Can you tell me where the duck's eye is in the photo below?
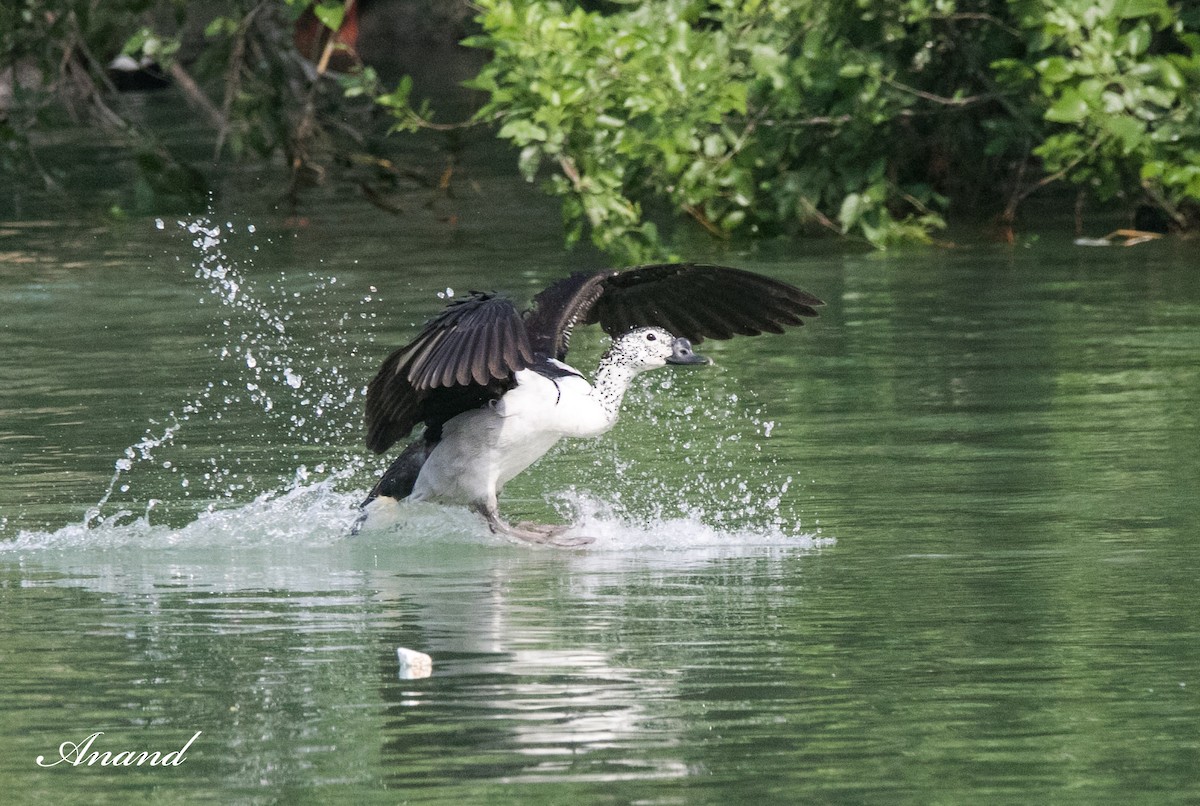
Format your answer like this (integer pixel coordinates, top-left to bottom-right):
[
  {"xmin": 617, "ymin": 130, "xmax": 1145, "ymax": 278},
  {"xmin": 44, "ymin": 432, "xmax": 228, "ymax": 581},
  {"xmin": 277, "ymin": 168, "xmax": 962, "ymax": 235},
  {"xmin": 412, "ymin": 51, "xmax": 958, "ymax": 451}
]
[{"xmin": 646, "ymin": 333, "xmax": 657, "ymax": 341}]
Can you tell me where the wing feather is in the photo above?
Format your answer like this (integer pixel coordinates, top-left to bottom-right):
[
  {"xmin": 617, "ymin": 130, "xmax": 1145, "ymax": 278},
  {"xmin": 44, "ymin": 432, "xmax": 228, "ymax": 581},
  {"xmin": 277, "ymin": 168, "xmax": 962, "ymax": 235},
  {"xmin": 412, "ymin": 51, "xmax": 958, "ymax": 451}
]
[
  {"xmin": 366, "ymin": 265, "xmax": 821, "ymax": 455},
  {"xmin": 522, "ymin": 271, "xmax": 614, "ymax": 361},
  {"xmin": 520, "ymin": 263, "xmax": 821, "ymax": 360},
  {"xmin": 364, "ymin": 293, "xmax": 531, "ymax": 453},
  {"xmin": 591, "ymin": 263, "xmax": 823, "ymax": 343}
]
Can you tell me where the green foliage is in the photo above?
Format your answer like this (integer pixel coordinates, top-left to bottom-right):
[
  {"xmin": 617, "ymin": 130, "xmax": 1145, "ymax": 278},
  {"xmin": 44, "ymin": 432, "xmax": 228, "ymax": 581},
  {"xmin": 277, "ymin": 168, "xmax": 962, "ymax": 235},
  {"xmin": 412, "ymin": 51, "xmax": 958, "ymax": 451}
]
[
  {"xmin": 1, "ymin": 0, "xmax": 192, "ymax": 198},
  {"xmin": 5, "ymin": 1, "xmax": 1199, "ymax": 252},
  {"xmin": 185, "ymin": 0, "xmax": 356, "ymax": 163},
  {"xmin": 1, "ymin": 0, "xmax": 389, "ymax": 209},
  {"xmin": 466, "ymin": 0, "xmax": 747, "ymax": 260},
  {"xmin": 467, "ymin": 0, "xmax": 1200, "ymax": 257},
  {"xmin": 467, "ymin": 0, "xmax": 974, "ymax": 258},
  {"xmin": 1000, "ymin": 0, "xmax": 1200, "ymax": 227}
]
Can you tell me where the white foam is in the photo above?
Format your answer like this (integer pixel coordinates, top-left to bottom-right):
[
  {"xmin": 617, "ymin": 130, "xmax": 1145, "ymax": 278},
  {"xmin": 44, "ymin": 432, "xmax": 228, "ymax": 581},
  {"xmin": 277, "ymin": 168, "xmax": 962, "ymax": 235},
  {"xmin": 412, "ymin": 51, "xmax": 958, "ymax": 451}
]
[
  {"xmin": 4, "ymin": 215, "xmax": 832, "ymax": 568},
  {"xmin": 6, "ymin": 480, "xmax": 830, "ymax": 556}
]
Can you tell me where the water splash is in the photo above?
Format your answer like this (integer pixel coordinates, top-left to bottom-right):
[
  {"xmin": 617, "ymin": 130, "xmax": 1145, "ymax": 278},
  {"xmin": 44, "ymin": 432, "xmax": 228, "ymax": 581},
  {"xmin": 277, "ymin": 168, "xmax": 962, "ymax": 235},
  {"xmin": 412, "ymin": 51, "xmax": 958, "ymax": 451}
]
[
  {"xmin": 546, "ymin": 490, "xmax": 830, "ymax": 552},
  {"xmin": 7, "ymin": 481, "xmax": 830, "ymax": 558},
  {"xmin": 82, "ymin": 216, "xmax": 374, "ymax": 530},
  {"xmin": 9, "ymin": 479, "xmax": 359, "ymax": 553},
  {"xmin": 36, "ymin": 215, "xmax": 826, "ymax": 554},
  {"xmin": 549, "ymin": 373, "xmax": 820, "ymax": 536}
]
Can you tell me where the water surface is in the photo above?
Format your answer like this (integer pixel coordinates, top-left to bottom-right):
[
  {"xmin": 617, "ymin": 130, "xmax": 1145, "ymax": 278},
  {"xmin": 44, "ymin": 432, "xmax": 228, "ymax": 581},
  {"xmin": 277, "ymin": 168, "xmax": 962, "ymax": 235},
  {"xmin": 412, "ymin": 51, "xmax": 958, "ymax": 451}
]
[{"xmin": 2, "ymin": 192, "xmax": 1198, "ymax": 803}]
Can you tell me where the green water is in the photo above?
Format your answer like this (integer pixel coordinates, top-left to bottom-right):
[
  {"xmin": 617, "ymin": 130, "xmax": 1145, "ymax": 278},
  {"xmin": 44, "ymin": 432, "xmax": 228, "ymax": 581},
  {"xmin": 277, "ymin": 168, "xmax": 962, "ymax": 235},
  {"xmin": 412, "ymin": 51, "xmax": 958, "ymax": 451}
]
[{"xmin": 2, "ymin": 185, "xmax": 1199, "ymax": 803}]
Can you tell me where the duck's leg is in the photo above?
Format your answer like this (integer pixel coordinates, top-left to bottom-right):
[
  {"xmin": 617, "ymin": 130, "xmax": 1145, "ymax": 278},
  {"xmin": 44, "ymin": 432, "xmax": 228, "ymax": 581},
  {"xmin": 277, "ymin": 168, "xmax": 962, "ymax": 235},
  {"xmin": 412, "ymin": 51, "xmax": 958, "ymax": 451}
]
[
  {"xmin": 471, "ymin": 502, "xmax": 593, "ymax": 548},
  {"xmin": 514, "ymin": 520, "xmax": 571, "ymax": 536}
]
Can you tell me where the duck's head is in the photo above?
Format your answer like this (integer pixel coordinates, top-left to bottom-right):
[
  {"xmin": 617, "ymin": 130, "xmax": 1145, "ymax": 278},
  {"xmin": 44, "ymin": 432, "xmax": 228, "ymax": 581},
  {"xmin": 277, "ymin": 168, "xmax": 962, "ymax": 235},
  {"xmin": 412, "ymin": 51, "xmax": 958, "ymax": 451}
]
[{"xmin": 608, "ymin": 327, "xmax": 710, "ymax": 372}]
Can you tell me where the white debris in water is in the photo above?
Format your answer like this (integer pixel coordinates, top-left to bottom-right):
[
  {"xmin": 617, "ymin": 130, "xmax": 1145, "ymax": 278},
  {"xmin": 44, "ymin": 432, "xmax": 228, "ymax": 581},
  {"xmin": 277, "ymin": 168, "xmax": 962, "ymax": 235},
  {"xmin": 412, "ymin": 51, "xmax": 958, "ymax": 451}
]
[
  {"xmin": 154, "ymin": 218, "xmax": 165, "ymax": 230},
  {"xmin": 284, "ymin": 369, "xmax": 302, "ymax": 389},
  {"xmin": 397, "ymin": 648, "xmax": 433, "ymax": 680},
  {"xmin": 245, "ymin": 351, "xmax": 257, "ymax": 369},
  {"xmin": 437, "ymin": 287, "xmax": 455, "ymax": 299}
]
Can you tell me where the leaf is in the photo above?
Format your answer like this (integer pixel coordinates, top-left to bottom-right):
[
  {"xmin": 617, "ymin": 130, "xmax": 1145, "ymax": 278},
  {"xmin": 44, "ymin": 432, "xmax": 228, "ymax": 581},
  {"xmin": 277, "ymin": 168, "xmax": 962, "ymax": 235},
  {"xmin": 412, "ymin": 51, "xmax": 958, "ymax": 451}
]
[
  {"xmin": 1140, "ymin": 160, "xmax": 1165, "ymax": 180},
  {"xmin": 1126, "ymin": 21, "xmax": 1152, "ymax": 56},
  {"xmin": 313, "ymin": 2, "xmax": 346, "ymax": 32},
  {"xmin": 203, "ymin": 17, "xmax": 238, "ymax": 39},
  {"xmin": 838, "ymin": 192, "xmax": 864, "ymax": 232},
  {"xmin": 1103, "ymin": 115, "xmax": 1145, "ymax": 154},
  {"xmin": 1045, "ymin": 90, "xmax": 1091, "ymax": 123},
  {"xmin": 497, "ymin": 119, "xmax": 548, "ymax": 144},
  {"xmin": 1157, "ymin": 60, "xmax": 1185, "ymax": 90},
  {"xmin": 1036, "ymin": 56, "xmax": 1074, "ymax": 83},
  {"xmin": 750, "ymin": 43, "xmax": 787, "ymax": 90},
  {"xmin": 517, "ymin": 145, "xmax": 542, "ymax": 181},
  {"xmin": 1114, "ymin": 0, "xmax": 1170, "ymax": 24}
]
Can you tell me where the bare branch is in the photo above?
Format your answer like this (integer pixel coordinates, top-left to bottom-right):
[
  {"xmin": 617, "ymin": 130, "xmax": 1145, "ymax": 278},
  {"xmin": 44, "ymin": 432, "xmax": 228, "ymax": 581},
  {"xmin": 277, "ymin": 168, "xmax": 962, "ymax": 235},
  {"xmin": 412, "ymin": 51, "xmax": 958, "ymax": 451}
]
[
  {"xmin": 167, "ymin": 61, "xmax": 224, "ymax": 131},
  {"xmin": 882, "ymin": 76, "xmax": 1000, "ymax": 108}
]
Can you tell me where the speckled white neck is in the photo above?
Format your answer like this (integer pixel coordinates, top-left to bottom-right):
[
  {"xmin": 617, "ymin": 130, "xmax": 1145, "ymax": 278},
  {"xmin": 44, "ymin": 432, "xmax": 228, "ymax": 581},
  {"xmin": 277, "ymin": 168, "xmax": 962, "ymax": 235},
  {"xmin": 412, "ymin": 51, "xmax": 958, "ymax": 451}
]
[{"xmin": 591, "ymin": 349, "xmax": 641, "ymax": 424}]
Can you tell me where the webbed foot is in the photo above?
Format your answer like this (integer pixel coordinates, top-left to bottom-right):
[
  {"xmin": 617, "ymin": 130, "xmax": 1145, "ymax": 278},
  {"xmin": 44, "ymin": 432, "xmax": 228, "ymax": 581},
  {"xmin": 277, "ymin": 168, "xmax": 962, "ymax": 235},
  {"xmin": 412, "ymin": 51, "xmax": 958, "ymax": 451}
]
[
  {"xmin": 515, "ymin": 520, "xmax": 569, "ymax": 537},
  {"xmin": 473, "ymin": 504, "xmax": 593, "ymax": 548}
]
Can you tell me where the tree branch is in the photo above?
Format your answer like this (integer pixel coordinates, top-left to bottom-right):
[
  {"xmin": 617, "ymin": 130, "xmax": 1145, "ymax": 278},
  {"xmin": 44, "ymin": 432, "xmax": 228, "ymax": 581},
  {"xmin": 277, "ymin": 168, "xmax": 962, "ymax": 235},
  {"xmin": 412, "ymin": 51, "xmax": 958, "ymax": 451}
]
[{"xmin": 167, "ymin": 61, "xmax": 224, "ymax": 131}]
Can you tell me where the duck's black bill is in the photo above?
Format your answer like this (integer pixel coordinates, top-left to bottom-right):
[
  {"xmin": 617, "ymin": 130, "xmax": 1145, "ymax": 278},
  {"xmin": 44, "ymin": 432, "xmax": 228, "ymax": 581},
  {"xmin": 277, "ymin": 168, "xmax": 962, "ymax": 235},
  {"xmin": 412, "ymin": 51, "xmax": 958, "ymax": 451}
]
[{"xmin": 666, "ymin": 337, "xmax": 710, "ymax": 365}]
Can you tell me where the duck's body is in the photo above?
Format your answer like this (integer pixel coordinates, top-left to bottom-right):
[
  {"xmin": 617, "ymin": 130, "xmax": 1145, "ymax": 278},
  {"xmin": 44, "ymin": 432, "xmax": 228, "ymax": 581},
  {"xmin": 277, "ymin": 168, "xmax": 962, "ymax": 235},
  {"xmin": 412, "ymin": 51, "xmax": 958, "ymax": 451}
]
[
  {"xmin": 411, "ymin": 362, "xmax": 607, "ymax": 506},
  {"xmin": 356, "ymin": 263, "xmax": 822, "ymax": 545}
]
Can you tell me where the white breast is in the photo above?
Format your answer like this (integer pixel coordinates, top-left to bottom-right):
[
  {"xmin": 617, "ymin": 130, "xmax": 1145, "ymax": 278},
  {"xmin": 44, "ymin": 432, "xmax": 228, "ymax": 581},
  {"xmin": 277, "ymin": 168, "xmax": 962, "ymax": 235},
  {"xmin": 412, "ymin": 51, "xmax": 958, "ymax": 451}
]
[
  {"xmin": 495, "ymin": 368, "xmax": 614, "ymax": 437},
  {"xmin": 410, "ymin": 367, "xmax": 616, "ymax": 506}
]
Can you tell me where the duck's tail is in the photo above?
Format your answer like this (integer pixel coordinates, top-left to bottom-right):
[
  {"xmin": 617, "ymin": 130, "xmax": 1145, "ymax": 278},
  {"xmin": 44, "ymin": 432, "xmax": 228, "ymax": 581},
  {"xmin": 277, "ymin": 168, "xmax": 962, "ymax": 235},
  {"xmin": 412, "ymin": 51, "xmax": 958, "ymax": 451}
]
[{"xmin": 351, "ymin": 435, "xmax": 436, "ymax": 534}]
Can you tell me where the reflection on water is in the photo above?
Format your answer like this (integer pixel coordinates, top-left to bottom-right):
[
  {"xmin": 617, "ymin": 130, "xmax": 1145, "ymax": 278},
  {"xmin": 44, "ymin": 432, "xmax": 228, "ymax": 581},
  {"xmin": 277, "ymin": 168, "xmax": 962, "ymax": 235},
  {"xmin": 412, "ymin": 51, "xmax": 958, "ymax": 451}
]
[
  {"xmin": 2, "ymin": 488, "xmax": 831, "ymax": 799},
  {"xmin": 2, "ymin": 204, "xmax": 1199, "ymax": 802}
]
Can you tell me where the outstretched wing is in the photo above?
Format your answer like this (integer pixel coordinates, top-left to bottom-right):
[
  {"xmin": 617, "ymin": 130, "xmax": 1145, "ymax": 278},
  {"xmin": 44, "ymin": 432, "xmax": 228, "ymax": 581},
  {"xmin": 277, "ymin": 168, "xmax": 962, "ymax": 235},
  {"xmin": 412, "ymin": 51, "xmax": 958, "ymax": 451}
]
[
  {"xmin": 364, "ymin": 293, "xmax": 533, "ymax": 453},
  {"xmin": 523, "ymin": 271, "xmax": 610, "ymax": 360},
  {"xmin": 523, "ymin": 263, "xmax": 823, "ymax": 360}
]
